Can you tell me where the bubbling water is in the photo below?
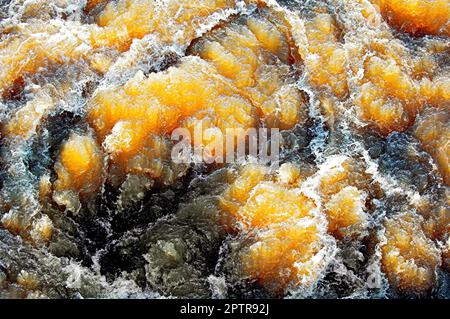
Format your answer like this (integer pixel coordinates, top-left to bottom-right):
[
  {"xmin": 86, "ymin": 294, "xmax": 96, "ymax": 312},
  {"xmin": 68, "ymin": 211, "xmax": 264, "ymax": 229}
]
[{"xmin": 0, "ymin": 0, "xmax": 448, "ymax": 299}]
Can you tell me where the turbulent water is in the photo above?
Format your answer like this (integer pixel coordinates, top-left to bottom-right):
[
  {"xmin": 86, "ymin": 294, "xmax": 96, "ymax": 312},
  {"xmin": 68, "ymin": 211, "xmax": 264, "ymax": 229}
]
[{"xmin": 0, "ymin": 0, "xmax": 449, "ymax": 299}]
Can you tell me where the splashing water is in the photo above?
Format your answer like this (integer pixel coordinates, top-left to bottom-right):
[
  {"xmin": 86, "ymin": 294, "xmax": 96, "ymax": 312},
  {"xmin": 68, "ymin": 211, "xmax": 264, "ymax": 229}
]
[{"xmin": 0, "ymin": 0, "xmax": 449, "ymax": 299}]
